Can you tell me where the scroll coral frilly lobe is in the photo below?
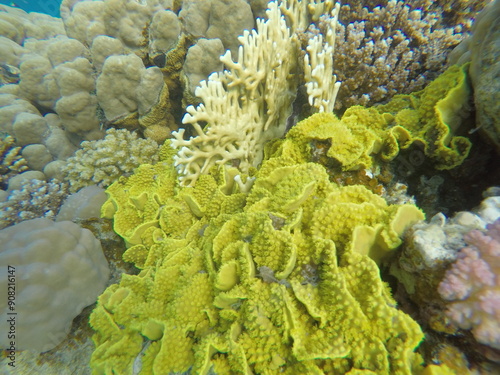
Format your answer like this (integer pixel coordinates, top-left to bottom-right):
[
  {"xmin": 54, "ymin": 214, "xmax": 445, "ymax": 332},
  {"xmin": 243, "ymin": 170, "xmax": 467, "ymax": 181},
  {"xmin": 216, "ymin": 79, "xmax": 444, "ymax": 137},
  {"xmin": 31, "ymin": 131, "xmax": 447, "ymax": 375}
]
[
  {"xmin": 272, "ymin": 62, "xmax": 473, "ymax": 175},
  {"xmin": 375, "ymin": 64, "xmax": 472, "ymax": 170},
  {"xmin": 92, "ymin": 122, "xmax": 429, "ymax": 375}
]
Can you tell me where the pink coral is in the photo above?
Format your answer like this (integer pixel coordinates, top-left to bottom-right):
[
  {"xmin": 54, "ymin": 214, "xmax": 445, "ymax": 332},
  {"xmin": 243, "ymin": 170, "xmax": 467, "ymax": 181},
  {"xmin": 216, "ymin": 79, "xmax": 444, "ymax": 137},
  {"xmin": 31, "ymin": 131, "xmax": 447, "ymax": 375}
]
[{"xmin": 438, "ymin": 218, "xmax": 500, "ymax": 349}]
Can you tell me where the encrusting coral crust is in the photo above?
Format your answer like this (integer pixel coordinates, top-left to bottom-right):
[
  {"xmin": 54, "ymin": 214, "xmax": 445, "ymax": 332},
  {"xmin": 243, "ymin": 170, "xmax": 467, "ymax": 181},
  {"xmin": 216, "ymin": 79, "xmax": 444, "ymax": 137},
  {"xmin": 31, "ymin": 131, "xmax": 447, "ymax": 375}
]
[{"xmin": 90, "ymin": 112, "xmax": 426, "ymax": 374}]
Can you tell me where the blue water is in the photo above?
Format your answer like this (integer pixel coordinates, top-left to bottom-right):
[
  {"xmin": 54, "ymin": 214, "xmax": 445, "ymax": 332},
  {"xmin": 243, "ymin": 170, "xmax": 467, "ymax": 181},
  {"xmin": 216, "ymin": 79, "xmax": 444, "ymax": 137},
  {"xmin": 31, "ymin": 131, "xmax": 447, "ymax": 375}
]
[{"xmin": 0, "ymin": 0, "xmax": 61, "ymax": 17}]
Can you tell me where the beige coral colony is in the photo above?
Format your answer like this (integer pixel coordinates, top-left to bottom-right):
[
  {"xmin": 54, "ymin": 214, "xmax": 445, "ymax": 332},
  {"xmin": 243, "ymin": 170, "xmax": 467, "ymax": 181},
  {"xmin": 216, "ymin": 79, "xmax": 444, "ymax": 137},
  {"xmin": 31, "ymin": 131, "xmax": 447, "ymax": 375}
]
[{"xmin": 0, "ymin": 0, "xmax": 500, "ymax": 374}]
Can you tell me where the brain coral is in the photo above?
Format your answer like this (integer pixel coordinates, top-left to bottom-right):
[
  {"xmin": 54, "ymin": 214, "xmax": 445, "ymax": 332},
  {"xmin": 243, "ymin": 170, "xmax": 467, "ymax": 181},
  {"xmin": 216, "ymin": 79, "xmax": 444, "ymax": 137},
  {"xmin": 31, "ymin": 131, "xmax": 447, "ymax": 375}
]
[{"xmin": 90, "ymin": 115, "xmax": 425, "ymax": 374}]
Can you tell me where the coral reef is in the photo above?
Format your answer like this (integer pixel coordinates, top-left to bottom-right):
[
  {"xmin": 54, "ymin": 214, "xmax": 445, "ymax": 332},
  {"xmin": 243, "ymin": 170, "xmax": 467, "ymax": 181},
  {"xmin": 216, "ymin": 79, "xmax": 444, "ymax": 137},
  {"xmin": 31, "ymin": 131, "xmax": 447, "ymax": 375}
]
[
  {"xmin": 174, "ymin": 0, "xmax": 475, "ymax": 188},
  {"xmin": 90, "ymin": 112, "xmax": 425, "ymax": 373},
  {"xmin": 0, "ymin": 1, "xmax": 497, "ymax": 373},
  {"xmin": 174, "ymin": 62, "xmax": 474, "ymax": 194},
  {"xmin": 438, "ymin": 218, "xmax": 500, "ymax": 350},
  {"xmin": 0, "ymin": 178, "xmax": 69, "ymax": 229},
  {"xmin": 62, "ymin": 128, "xmax": 160, "ymax": 193},
  {"xmin": 0, "ymin": 218, "xmax": 109, "ymax": 352}
]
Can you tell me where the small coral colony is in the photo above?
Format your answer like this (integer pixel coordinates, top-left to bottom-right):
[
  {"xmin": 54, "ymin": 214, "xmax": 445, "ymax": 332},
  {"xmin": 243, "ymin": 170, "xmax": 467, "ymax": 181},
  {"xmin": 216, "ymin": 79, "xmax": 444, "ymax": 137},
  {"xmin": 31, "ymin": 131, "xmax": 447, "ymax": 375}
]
[{"xmin": 0, "ymin": 0, "xmax": 500, "ymax": 374}]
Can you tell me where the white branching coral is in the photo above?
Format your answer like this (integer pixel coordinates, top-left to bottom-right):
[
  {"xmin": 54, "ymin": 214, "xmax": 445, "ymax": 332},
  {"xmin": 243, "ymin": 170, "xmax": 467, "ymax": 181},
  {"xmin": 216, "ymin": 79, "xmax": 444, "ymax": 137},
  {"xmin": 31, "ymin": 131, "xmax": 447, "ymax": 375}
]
[
  {"xmin": 304, "ymin": 2, "xmax": 341, "ymax": 113},
  {"xmin": 172, "ymin": 1, "xmax": 300, "ymax": 187},
  {"xmin": 279, "ymin": 0, "xmax": 334, "ymax": 31},
  {"xmin": 172, "ymin": 0, "xmax": 341, "ymax": 186}
]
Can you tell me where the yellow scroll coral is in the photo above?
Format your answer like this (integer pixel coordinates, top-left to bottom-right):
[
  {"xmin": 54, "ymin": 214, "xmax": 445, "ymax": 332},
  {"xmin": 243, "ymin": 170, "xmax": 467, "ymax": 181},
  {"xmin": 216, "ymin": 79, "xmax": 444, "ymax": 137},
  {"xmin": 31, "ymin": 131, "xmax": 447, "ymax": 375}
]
[
  {"xmin": 99, "ymin": 144, "xmax": 175, "ymax": 242},
  {"xmin": 91, "ymin": 115, "xmax": 425, "ymax": 374},
  {"xmin": 275, "ymin": 64, "xmax": 473, "ymax": 175},
  {"xmin": 282, "ymin": 107, "xmax": 389, "ymax": 171},
  {"xmin": 377, "ymin": 64, "xmax": 473, "ymax": 169}
]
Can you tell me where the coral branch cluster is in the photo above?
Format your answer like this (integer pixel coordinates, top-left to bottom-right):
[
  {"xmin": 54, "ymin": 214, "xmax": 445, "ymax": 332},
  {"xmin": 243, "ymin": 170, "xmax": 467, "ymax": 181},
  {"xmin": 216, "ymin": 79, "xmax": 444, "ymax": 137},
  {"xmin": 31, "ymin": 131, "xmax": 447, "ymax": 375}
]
[
  {"xmin": 304, "ymin": 2, "xmax": 341, "ymax": 113},
  {"xmin": 332, "ymin": 0, "xmax": 481, "ymax": 109},
  {"xmin": 438, "ymin": 218, "xmax": 500, "ymax": 349},
  {"xmin": 172, "ymin": 2, "xmax": 299, "ymax": 186}
]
